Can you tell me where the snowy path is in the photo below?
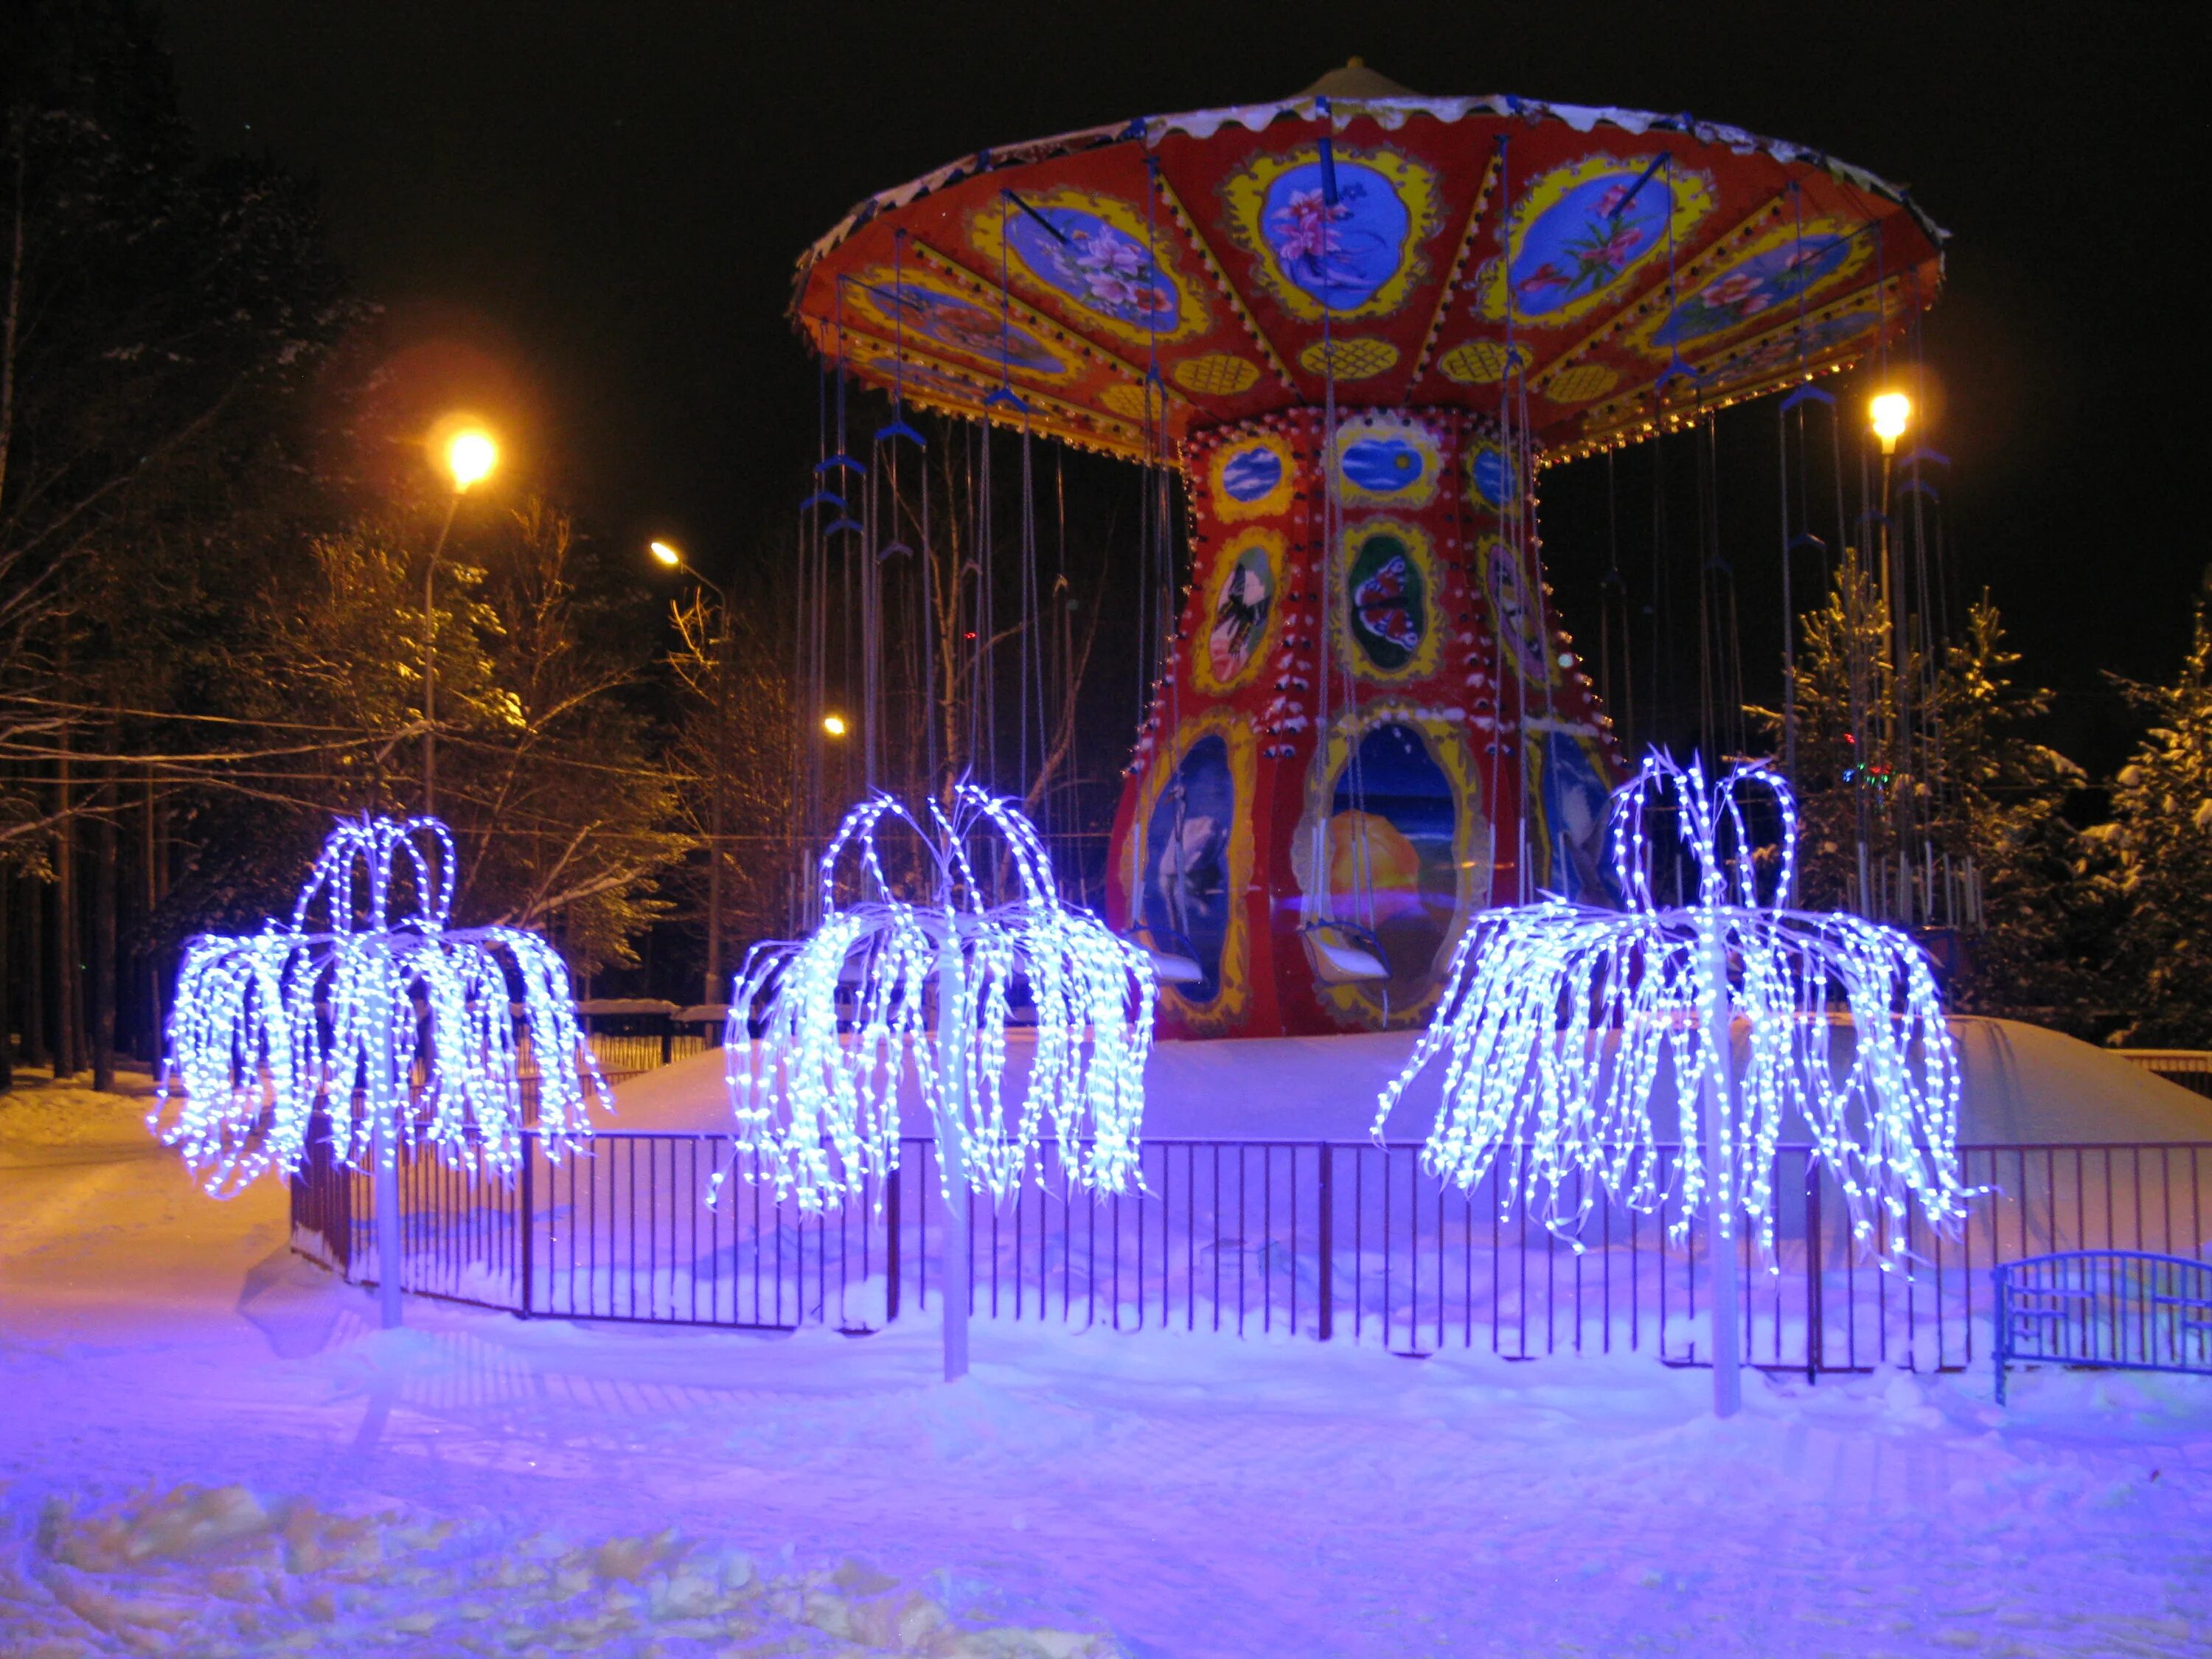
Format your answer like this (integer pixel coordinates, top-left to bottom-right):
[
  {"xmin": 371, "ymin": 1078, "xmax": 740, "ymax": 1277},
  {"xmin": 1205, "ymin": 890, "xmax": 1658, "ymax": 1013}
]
[{"xmin": 4, "ymin": 1077, "xmax": 2211, "ymax": 1656}]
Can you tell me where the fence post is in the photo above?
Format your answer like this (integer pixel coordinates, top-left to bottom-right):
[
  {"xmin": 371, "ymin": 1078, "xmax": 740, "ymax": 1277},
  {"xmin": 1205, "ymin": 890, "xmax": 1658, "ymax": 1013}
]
[
  {"xmin": 659, "ymin": 1016, "xmax": 674, "ymax": 1068},
  {"xmin": 885, "ymin": 1157, "xmax": 902, "ymax": 1322},
  {"xmin": 518, "ymin": 1130, "xmax": 535, "ymax": 1318},
  {"xmin": 935, "ymin": 935, "xmax": 971, "ymax": 1382},
  {"xmin": 1804, "ymin": 1154, "xmax": 1822, "ymax": 1381},
  {"xmin": 373, "ymin": 1118, "xmax": 403, "ymax": 1329},
  {"xmin": 1318, "ymin": 1142, "xmax": 1335, "ymax": 1341},
  {"xmin": 1700, "ymin": 927, "xmax": 1742, "ymax": 1417}
]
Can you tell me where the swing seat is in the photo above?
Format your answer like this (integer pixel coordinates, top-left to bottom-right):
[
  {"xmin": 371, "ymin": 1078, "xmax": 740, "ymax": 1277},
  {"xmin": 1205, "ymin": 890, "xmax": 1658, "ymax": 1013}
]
[
  {"xmin": 1147, "ymin": 950, "xmax": 1206, "ymax": 986},
  {"xmin": 1123, "ymin": 923, "xmax": 1206, "ymax": 987},
  {"xmin": 1301, "ymin": 921, "xmax": 1390, "ymax": 985}
]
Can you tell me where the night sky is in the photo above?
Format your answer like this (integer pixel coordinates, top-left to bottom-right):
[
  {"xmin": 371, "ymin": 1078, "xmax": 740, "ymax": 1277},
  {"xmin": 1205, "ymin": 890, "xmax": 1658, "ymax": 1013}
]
[{"xmin": 161, "ymin": 1, "xmax": 2200, "ymax": 769}]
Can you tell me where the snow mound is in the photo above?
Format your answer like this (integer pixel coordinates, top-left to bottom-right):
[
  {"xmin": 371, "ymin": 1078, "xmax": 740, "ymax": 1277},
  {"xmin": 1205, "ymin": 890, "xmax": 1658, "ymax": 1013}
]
[
  {"xmin": 7, "ymin": 1482, "xmax": 1123, "ymax": 1657},
  {"xmin": 0, "ymin": 1068, "xmax": 159, "ymax": 1152},
  {"xmin": 600, "ymin": 1018, "xmax": 2212, "ymax": 1143}
]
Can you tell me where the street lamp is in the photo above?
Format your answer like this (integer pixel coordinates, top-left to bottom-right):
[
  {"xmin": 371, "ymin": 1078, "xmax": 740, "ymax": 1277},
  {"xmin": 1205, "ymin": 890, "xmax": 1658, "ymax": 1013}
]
[
  {"xmin": 422, "ymin": 423, "xmax": 498, "ymax": 813},
  {"xmin": 1869, "ymin": 391, "xmax": 1911, "ymax": 455},
  {"xmin": 822, "ymin": 714, "xmax": 848, "ymax": 738},
  {"xmin": 1868, "ymin": 390, "xmax": 1913, "ymax": 922},
  {"xmin": 650, "ymin": 539, "xmax": 734, "ymax": 1006}
]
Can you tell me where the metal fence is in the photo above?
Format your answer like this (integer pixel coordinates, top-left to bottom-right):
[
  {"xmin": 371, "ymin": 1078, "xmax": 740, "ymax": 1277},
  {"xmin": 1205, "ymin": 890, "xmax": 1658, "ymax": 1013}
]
[
  {"xmin": 515, "ymin": 1032, "xmax": 712, "ymax": 1086},
  {"xmin": 291, "ymin": 1132, "xmax": 2212, "ymax": 1377},
  {"xmin": 1994, "ymin": 1250, "xmax": 2212, "ymax": 1402},
  {"xmin": 2115, "ymin": 1049, "xmax": 2212, "ymax": 1099}
]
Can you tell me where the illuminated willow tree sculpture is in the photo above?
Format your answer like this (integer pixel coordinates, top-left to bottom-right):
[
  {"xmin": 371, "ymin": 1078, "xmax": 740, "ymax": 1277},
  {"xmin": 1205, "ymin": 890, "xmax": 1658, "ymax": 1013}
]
[
  {"xmin": 720, "ymin": 784, "xmax": 1155, "ymax": 1379},
  {"xmin": 1376, "ymin": 754, "xmax": 1969, "ymax": 1414},
  {"xmin": 153, "ymin": 815, "xmax": 602, "ymax": 1328}
]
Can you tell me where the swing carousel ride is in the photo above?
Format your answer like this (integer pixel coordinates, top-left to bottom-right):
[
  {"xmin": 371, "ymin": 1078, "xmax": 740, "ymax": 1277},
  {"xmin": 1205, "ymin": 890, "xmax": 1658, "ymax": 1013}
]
[{"xmin": 787, "ymin": 61, "xmax": 1947, "ymax": 1041}]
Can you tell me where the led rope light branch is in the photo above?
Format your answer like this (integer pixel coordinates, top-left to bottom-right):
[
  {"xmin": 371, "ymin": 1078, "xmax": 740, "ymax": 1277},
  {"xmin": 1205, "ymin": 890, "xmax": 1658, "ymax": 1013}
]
[
  {"xmin": 1377, "ymin": 753, "xmax": 1968, "ymax": 1413},
  {"xmin": 152, "ymin": 815, "xmax": 602, "ymax": 1323},
  {"xmin": 720, "ymin": 784, "xmax": 1155, "ymax": 1214},
  {"xmin": 720, "ymin": 785, "xmax": 1155, "ymax": 1380}
]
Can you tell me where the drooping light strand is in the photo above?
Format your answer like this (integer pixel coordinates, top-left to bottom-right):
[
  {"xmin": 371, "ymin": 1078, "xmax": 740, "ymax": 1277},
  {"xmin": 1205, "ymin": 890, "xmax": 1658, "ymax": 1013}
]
[
  {"xmin": 718, "ymin": 784, "xmax": 1155, "ymax": 1214},
  {"xmin": 1377, "ymin": 752, "xmax": 1968, "ymax": 1265},
  {"xmin": 152, "ymin": 815, "xmax": 602, "ymax": 1196}
]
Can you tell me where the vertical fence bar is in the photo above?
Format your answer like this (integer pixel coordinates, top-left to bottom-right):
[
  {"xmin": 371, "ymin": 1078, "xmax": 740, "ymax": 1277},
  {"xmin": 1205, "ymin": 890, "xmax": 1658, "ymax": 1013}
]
[
  {"xmin": 886, "ymin": 1157, "xmax": 902, "ymax": 1321},
  {"xmin": 1804, "ymin": 1154, "xmax": 1820, "ymax": 1380},
  {"xmin": 519, "ymin": 1132, "xmax": 535, "ymax": 1318},
  {"xmin": 1318, "ymin": 1143, "xmax": 1335, "ymax": 1342}
]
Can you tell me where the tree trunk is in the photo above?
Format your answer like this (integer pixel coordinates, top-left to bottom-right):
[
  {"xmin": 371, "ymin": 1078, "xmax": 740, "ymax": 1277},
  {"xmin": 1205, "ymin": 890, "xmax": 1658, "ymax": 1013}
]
[
  {"xmin": 91, "ymin": 766, "xmax": 117, "ymax": 1093},
  {"xmin": 0, "ymin": 856, "xmax": 13, "ymax": 1093},
  {"xmin": 140, "ymin": 778, "xmax": 161, "ymax": 1062},
  {"xmin": 55, "ymin": 748, "xmax": 82, "ymax": 1078},
  {"xmin": 0, "ymin": 110, "xmax": 27, "ymax": 509},
  {"xmin": 22, "ymin": 862, "xmax": 45, "ymax": 1070}
]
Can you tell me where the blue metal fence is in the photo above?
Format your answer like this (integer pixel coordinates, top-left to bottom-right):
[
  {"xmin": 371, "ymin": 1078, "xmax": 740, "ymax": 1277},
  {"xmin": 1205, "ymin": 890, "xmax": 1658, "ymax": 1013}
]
[
  {"xmin": 1993, "ymin": 1250, "xmax": 2212, "ymax": 1400},
  {"xmin": 291, "ymin": 1132, "xmax": 2212, "ymax": 1378}
]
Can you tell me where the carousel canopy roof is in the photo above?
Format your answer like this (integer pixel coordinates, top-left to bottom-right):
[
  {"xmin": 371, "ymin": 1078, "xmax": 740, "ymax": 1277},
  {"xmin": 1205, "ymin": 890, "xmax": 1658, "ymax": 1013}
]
[{"xmin": 791, "ymin": 66, "xmax": 1946, "ymax": 465}]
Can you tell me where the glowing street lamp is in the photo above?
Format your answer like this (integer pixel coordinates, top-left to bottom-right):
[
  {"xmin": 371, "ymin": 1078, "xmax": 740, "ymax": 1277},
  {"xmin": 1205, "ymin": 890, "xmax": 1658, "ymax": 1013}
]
[
  {"xmin": 650, "ymin": 538, "xmax": 682, "ymax": 569},
  {"xmin": 822, "ymin": 714, "xmax": 849, "ymax": 738},
  {"xmin": 423, "ymin": 420, "xmax": 499, "ymax": 813},
  {"xmin": 447, "ymin": 428, "xmax": 498, "ymax": 492}
]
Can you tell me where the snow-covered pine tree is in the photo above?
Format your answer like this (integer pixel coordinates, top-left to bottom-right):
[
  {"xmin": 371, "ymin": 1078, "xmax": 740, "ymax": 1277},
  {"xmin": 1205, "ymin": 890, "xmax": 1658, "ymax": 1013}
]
[
  {"xmin": 2093, "ymin": 578, "xmax": 2212, "ymax": 1045},
  {"xmin": 1938, "ymin": 600, "xmax": 2098, "ymax": 1024},
  {"xmin": 1759, "ymin": 561, "xmax": 2094, "ymax": 1023},
  {"xmin": 1759, "ymin": 549, "xmax": 1913, "ymax": 913}
]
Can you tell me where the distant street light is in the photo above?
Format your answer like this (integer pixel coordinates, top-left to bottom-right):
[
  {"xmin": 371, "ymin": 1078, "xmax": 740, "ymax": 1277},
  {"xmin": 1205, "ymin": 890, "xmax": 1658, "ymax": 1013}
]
[
  {"xmin": 650, "ymin": 539, "xmax": 734, "ymax": 1006},
  {"xmin": 423, "ymin": 423, "xmax": 499, "ymax": 813},
  {"xmin": 822, "ymin": 714, "xmax": 848, "ymax": 738}
]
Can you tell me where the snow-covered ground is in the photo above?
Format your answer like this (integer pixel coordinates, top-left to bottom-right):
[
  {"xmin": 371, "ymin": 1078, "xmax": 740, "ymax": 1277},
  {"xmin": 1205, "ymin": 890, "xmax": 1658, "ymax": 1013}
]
[{"xmin": 6, "ymin": 1067, "xmax": 2212, "ymax": 1657}]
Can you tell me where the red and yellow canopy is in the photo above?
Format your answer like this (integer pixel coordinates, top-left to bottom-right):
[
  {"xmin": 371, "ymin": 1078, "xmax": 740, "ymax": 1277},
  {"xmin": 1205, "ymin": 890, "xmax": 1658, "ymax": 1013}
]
[{"xmin": 790, "ymin": 63, "xmax": 1945, "ymax": 465}]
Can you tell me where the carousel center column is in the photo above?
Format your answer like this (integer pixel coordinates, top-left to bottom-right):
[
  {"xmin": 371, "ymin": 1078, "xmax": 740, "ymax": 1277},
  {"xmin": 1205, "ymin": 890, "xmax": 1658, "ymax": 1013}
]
[{"xmin": 1109, "ymin": 405, "xmax": 1620, "ymax": 1040}]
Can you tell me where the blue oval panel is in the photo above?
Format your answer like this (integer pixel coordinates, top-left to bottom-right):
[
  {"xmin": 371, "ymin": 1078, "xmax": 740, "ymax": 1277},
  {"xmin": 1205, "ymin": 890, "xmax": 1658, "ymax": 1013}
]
[
  {"xmin": 1260, "ymin": 161, "xmax": 1411, "ymax": 313},
  {"xmin": 1219, "ymin": 445, "xmax": 1284, "ymax": 503},
  {"xmin": 1340, "ymin": 436, "xmax": 1425, "ymax": 495},
  {"xmin": 1470, "ymin": 443, "xmax": 1517, "ymax": 510},
  {"xmin": 1006, "ymin": 206, "xmax": 1183, "ymax": 335},
  {"xmin": 1141, "ymin": 734, "xmax": 1237, "ymax": 1004},
  {"xmin": 1509, "ymin": 171, "xmax": 1669, "ymax": 321},
  {"xmin": 1653, "ymin": 233, "xmax": 1854, "ymax": 349}
]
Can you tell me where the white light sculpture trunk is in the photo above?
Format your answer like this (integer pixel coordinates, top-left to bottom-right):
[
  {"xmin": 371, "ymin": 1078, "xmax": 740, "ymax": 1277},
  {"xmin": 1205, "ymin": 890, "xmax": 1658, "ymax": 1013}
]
[
  {"xmin": 1377, "ymin": 754, "xmax": 1969, "ymax": 1415},
  {"xmin": 720, "ymin": 785, "xmax": 1156, "ymax": 1380},
  {"xmin": 153, "ymin": 816, "xmax": 602, "ymax": 1327}
]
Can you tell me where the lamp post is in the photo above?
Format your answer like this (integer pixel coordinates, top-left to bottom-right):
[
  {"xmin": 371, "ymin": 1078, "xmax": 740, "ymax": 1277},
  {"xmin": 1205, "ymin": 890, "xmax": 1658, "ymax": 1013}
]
[
  {"xmin": 1869, "ymin": 392, "xmax": 1912, "ymax": 919},
  {"xmin": 653, "ymin": 540, "xmax": 734, "ymax": 1007},
  {"xmin": 423, "ymin": 426, "xmax": 498, "ymax": 813}
]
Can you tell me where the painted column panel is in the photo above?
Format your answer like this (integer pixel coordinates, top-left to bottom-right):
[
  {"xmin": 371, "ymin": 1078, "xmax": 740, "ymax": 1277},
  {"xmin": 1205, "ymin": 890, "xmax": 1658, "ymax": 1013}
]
[{"xmin": 1110, "ymin": 406, "xmax": 1625, "ymax": 1040}]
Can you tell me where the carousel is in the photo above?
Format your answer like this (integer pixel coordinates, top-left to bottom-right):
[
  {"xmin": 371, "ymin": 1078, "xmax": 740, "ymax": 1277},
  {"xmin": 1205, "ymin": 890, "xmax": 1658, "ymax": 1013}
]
[{"xmin": 785, "ymin": 60, "xmax": 1947, "ymax": 1040}]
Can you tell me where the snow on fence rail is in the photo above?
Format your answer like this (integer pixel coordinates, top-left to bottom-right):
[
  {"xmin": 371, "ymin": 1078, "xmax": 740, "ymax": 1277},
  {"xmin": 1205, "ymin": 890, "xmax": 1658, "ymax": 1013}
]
[{"xmin": 289, "ymin": 1130, "xmax": 2212, "ymax": 1377}]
